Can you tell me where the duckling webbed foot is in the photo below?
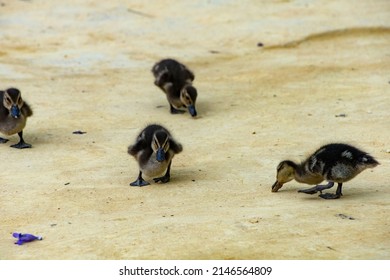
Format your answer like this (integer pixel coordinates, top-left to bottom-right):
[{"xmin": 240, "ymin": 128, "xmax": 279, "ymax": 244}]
[
  {"xmin": 319, "ymin": 183, "xmax": 343, "ymax": 199},
  {"xmin": 0, "ymin": 137, "xmax": 9, "ymax": 144},
  {"xmin": 153, "ymin": 162, "xmax": 171, "ymax": 184},
  {"xmin": 170, "ymin": 105, "xmax": 185, "ymax": 114},
  {"xmin": 10, "ymin": 132, "xmax": 31, "ymax": 149},
  {"xmin": 153, "ymin": 174, "xmax": 170, "ymax": 184},
  {"xmin": 319, "ymin": 193, "xmax": 341, "ymax": 199},
  {"xmin": 298, "ymin": 182, "xmax": 334, "ymax": 195},
  {"xmin": 130, "ymin": 171, "xmax": 150, "ymax": 187},
  {"xmin": 11, "ymin": 141, "xmax": 32, "ymax": 149}
]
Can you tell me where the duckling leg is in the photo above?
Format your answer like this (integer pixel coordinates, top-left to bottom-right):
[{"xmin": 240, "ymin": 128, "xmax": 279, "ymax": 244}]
[
  {"xmin": 10, "ymin": 131, "xmax": 31, "ymax": 149},
  {"xmin": 0, "ymin": 137, "xmax": 9, "ymax": 143},
  {"xmin": 130, "ymin": 171, "xmax": 150, "ymax": 187},
  {"xmin": 153, "ymin": 161, "xmax": 171, "ymax": 184},
  {"xmin": 170, "ymin": 104, "xmax": 185, "ymax": 114},
  {"xmin": 319, "ymin": 183, "xmax": 342, "ymax": 199},
  {"xmin": 298, "ymin": 181, "xmax": 334, "ymax": 195}
]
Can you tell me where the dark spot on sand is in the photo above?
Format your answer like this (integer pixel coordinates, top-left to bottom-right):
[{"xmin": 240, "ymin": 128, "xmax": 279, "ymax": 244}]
[
  {"xmin": 336, "ymin": 213, "xmax": 355, "ymax": 220},
  {"xmin": 73, "ymin": 130, "xmax": 86, "ymax": 134}
]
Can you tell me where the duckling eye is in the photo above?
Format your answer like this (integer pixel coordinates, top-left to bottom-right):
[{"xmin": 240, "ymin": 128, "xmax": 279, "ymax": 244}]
[{"xmin": 163, "ymin": 140, "xmax": 170, "ymax": 151}]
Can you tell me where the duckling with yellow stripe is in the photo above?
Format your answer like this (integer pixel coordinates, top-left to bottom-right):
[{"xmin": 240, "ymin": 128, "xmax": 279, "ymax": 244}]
[
  {"xmin": 0, "ymin": 88, "xmax": 33, "ymax": 149},
  {"xmin": 152, "ymin": 58, "xmax": 198, "ymax": 117},
  {"xmin": 128, "ymin": 124, "xmax": 183, "ymax": 187},
  {"xmin": 272, "ymin": 143, "xmax": 379, "ymax": 199}
]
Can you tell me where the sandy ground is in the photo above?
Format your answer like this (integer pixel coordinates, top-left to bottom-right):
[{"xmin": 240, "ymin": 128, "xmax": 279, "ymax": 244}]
[{"xmin": 1, "ymin": 0, "xmax": 389, "ymax": 260}]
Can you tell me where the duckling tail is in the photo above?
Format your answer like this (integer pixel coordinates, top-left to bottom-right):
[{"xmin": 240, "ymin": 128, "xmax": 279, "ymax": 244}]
[{"xmin": 359, "ymin": 155, "xmax": 379, "ymax": 168}]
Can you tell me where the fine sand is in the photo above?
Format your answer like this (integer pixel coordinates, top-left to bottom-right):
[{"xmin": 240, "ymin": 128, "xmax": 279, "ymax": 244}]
[{"xmin": 1, "ymin": 0, "xmax": 389, "ymax": 259}]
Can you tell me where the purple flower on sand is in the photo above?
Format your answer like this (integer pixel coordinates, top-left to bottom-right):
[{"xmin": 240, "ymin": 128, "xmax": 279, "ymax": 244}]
[{"xmin": 13, "ymin": 232, "xmax": 43, "ymax": 245}]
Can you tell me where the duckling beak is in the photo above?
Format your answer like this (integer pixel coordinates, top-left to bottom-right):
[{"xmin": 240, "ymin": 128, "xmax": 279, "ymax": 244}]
[
  {"xmin": 272, "ymin": 181, "xmax": 283, "ymax": 192},
  {"xmin": 156, "ymin": 148, "xmax": 166, "ymax": 162},
  {"xmin": 11, "ymin": 105, "xmax": 20, "ymax": 118},
  {"xmin": 188, "ymin": 105, "xmax": 197, "ymax": 117}
]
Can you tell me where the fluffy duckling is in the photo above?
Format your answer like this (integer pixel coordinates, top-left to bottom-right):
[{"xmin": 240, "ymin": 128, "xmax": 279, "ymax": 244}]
[
  {"xmin": 272, "ymin": 143, "xmax": 379, "ymax": 199},
  {"xmin": 0, "ymin": 88, "xmax": 33, "ymax": 149},
  {"xmin": 128, "ymin": 124, "xmax": 183, "ymax": 187},
  {"xmin": 152, "ymin": 58, "xmax": 198, "ymax": 117}
]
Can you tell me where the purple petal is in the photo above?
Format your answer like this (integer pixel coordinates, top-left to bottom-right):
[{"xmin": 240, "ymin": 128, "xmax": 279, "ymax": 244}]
[{"xmin": 12, "ymin": 232, "xmax": 42, "ymax": 245}]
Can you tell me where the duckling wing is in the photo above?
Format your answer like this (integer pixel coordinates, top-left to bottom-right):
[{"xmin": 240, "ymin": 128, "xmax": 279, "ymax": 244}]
[
  {"xmin": 0, "ymin": 107, "xmax": 8, "ymax": 122},
  {"xmin": 153, "ymin": 67, "xmax": 172, "ymax": 87},
  {"xmin": 169, "ymin": 139, "xmax": 183, "ymax": 154},
  {"xmin": 128, "ymin": 138, "xmax": 148, "ymax": 156},
  {"xmin": 21, "ymin": 102, "xmax": 33, "ymax": 117},
  {"xmin": 309, "ymin": 143, "xmax": 377, "ymax": 181},
  {"xmin": 0, "ymin": 91, "xmax": 8, "ymax": 120},
  {"xmin": 183, "ymin": 67, "xmax": 195, "ymax": 82}
]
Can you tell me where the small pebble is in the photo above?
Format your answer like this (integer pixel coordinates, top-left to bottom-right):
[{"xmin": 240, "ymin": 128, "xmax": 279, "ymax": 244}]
[
  {"xmin": 248, "ymin": 218, "xmax": 261, "ymax": 224},
  {"xmin": 257, "ymin": 42, "xmax": 264, "ymax": 47}
]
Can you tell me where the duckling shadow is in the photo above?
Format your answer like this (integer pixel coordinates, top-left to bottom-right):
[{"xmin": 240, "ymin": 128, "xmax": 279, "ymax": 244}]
[
  {"xmin": 167, "ymin": 166, "xmax": 210, "ymax": 187},
  {"xmin": 154, "ymin": 102, "xmax": 210, "ymax": 119},
  {"xmin": 295, "ymin": 188, "xmax": 378, "ymax": 200},
  {"xmin": 26, "ymin": 130, "xmax": 69, "ymax": 146},
  {"xmin": 195, "ymin": 100, "xmax": 213, "ymax": 117},
  {"xmin": 170, "ymin": 172, "xmax": 199, "ymax": 186}
]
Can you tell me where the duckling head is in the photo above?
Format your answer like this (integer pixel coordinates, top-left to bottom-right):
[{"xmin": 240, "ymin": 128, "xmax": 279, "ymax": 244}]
[
  {"xmin": 3, "ymin": 88, "xmax": 23, "ymax": 119},
  {"xmin": 272, "ymin": 160, "xmax": 296, "ymax": 192},
  {"xmin": 152, "ymin": 130, "xmax": 170, "ymax": 162},
  {"xmin": 180, "ymin": 85, "xmax": 197, "ymax": 117}
]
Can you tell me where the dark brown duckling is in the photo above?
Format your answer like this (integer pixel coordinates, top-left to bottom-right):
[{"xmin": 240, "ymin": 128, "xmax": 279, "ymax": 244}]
[
  {"xmin": 0, "ymin": 88, "xmax": 33, "ymax": 149},
  {"xmin": 128, "ymin": 124, "xmax": 183, "ymax": 187},
  {"xmin": 272, "ymin": 143, "xmax": 379, "ymax": 199},
  {"xmin": 152, "ymin": 58, "xmax": 198, "ymax": 117}
]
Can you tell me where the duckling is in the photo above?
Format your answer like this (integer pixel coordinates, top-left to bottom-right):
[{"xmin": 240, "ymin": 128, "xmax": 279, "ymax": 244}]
[
  {"xmin": 271, "ymin": 143, "xmax": 379, "ymax": 199},
  {"xmin": 152, "ymin": 58, "xmax": 198, "ymax": 117},
  {"xmin": 128, "ymin": 124, "xmax": 183, "ymax": 187},
  {"xmin": 0, "ymin": 88, "xmax": 33, "ymax": 149}
]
